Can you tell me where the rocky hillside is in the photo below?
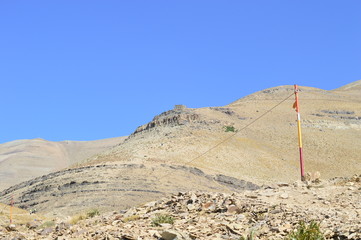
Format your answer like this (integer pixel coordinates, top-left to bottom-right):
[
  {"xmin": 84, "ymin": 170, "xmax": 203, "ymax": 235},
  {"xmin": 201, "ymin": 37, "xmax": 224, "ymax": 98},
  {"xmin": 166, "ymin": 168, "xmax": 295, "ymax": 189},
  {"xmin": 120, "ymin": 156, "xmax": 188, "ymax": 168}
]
[
  {"xmin": 0, "ymin": 81, "xmax": 360, "ymax": 224},
  {"xmin": 1, "ymin": 175, "xmax": 360, "ymax": 239},
  {"xmin": 0, "ymin": 163, "xmax": 258, "ymax": 217},
  {"xmin": 0, "ymin": 137, "xmax": 125, "ymax": 190},
  {"xmin": 89, "ymin": 81, "xmax": 361, "ymax": 185}
]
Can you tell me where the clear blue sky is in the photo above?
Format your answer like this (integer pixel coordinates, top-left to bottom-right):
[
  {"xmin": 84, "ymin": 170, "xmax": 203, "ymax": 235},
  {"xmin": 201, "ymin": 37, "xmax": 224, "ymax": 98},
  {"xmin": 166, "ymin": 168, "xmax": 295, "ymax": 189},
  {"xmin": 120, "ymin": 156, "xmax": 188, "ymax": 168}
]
[{"xmin": 1, "ymin": 1, "xmax": 360, "ymax": 143}]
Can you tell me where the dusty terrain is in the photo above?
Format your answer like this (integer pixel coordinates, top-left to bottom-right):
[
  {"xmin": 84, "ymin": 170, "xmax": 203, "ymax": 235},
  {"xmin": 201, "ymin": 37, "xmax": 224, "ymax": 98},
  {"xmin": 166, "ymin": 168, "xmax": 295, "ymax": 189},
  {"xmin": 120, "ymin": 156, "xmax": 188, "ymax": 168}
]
[
  {"xmin": 1, "ymin": 175, "xmax": 360, "ymax": 239},
  {"xmin": 0, "ymin": 137, "xmax": 125, "ymax": 190}
]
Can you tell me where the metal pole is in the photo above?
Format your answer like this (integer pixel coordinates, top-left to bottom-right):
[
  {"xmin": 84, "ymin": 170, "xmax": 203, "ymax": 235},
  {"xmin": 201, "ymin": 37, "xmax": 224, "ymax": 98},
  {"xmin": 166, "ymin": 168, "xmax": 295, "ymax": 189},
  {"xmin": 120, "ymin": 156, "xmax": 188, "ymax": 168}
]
[
  {"xmin": 294, "ymin": 84, "xmax": 305, "ymax": 181},
  {"xmin": 10, "ymin": 196, "xmax": 13, "ymax": 224}
]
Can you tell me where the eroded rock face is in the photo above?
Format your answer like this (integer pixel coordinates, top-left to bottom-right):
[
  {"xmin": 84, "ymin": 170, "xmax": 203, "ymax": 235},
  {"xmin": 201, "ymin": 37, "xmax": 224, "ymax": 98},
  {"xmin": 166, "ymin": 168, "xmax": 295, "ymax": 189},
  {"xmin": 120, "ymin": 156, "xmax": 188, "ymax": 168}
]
[
  {"xmin": 312, "ymin": 109, "xmax": 361, "ymax": 121},
  {"xmin": 0, "ymin": 163, "xmax": 258, "ymax": 217},
  {"xmin": 131, "ymin": 109, "xmax": 200, "ymax": 136}
]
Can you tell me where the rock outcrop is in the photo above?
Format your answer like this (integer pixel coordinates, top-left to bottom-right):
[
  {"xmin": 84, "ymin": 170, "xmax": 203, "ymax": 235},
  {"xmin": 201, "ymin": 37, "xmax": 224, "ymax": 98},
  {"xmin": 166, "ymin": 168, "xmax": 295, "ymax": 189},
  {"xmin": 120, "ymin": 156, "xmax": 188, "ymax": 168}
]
[
  {"xmin": 0, "ymin": 163, "xmax": 258, "ymax": 217},
  {"xmin": 130, "ymin": 108, "xmax": 201, "ymax": 137}
]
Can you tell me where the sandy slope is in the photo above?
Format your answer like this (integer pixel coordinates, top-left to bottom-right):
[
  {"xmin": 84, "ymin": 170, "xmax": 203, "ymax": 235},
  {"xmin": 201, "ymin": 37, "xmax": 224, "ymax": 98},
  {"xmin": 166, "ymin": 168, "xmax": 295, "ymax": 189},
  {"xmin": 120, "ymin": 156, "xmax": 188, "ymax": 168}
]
[{"xmin": 0, "ymin": 137, "xmax": 125, "ymax": 190}]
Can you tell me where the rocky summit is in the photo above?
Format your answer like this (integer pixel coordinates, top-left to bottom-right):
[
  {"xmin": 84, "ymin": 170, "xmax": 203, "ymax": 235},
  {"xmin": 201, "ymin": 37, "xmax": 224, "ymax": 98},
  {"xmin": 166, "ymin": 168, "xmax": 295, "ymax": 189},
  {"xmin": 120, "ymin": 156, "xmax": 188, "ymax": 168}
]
[{"xmin": 1, "ymin": 175, "xmax": 360, "ymax": 239}]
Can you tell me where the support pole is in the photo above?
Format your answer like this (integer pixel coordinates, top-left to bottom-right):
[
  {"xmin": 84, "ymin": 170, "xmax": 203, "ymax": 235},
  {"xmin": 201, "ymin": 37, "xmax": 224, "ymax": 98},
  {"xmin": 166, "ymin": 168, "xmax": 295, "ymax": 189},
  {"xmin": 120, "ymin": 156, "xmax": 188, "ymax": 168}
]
[
  {"xmin": 294, "ymin": 84, "xmax": 305, "ymax": 181},
  {"xmin": 10, "ymin": 196, "xmax": 13, "ymax": 224}
]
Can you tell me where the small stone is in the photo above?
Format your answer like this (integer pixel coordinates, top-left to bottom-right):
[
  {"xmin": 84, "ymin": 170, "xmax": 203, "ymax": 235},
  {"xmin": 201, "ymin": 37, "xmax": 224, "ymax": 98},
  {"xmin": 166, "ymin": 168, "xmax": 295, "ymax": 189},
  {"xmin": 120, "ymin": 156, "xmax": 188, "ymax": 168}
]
[
  {"xmin": 26, "ymin": 221, "xmax": 40, "ymax": 229},
  {"xmin": 161, "ymin": 230, "xmax": 191, "ymax": 240},
  {"xmin": 190, "ymin": 193, "xmax": 198, "ymax": 202},
  {"xmin": 227, "ymin": 205, "xmax": 241, "ymax": 214},
  {"xmin": 41, "ymin": 227, "xmax": 54, "ymax": 235},
  {"xmin": 112, "ymin": 220, "xmax": 122, "ymax": 226},
  {"xmin": 161, "ymin": 231, "xmax": 177, "ymax": 240},
  {"xmin": 277, "ymin": 182, "xmax": 289, "ymax": 187},
  {"xmin": 305, "ymin": 172, "xmax": 312, "ymax": 181},
  {"xmin": 121, "ymin": 235, "xmax": 136, "ymax": 240},
  {"xmin": 5, "ymin": 224, "xmax": 17, "ymax": 232},
  {"xmin": 159, "ymin": 223, "xmax": 172, "ymax": 229},
  {"xmin": 202, "ymin": 202, "xmax": 216, "ymax": 212},
  {"xmin": 283, "ymin": 223, "xmax": 292, "ymax": 231},
  {"xmin": 280, "ymin": 193, "xmax": 289, "ymax": 199},
  {"xmin": 313, "ymin": 171, "xmax": 321, "ymax": 181},
  {"xmin": 348, "ymin": 233, "xmax": 357, "ymax": 239},
  {"xmin": 259, "ymin": 225, "xmax": 270, "ymax": 234},
  {"xmin": 144, "ymin": 201, "xmax": 157, "ymax": 208},
  {"xmin": 324, "ymin": 229, "xmax": 333, "ymax": 237},
  {"xmin": 236, "ymin": 214, "xmax": 246, "ymax": 220},
  {"xmin": 149, "ymin": 230, "xmax": 161, "ymax": 238},
  {"xmin": 246, "ymin": 194, "xmax": 258, "ymax": 199},
  {"xmin": 187, "ymin": 204, "xmax": 195, "ymax": 211}
]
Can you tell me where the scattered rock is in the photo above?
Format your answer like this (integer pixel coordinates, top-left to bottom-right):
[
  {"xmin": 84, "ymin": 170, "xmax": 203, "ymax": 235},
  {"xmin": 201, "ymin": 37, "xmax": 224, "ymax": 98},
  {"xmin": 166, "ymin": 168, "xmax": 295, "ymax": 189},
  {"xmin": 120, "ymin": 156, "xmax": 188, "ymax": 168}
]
[
  {"xmin": 2, "ymin": 175, "xmax": 361, "ymax": 239},
  {"xmin": 227, "ymin": 205, "xmax": 241, "ymax": 214},
  {"xmin": 279, "ymin": 193, "xmax": 289, "ymax": 199},
  {"xmin": 5, "ymin": 224, "xmax": 17, "ymax": 232},
  {"xmin": 26, "ymin": 221, "xmax": 40, "ymax": 229},
  {"xmin": 40, "ymin": 227, "xmax": 53, "ymax": 235},
  {"xmin": 161, "ymin": 230, "xmax": 192, "ymax": 240}
]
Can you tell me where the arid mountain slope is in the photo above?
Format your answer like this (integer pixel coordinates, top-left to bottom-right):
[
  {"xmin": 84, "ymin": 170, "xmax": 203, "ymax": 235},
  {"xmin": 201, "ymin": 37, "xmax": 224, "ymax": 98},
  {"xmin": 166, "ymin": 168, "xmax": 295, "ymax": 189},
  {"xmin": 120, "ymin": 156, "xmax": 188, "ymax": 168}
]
[
  {"xmin": 0, "ymin": 137, "xmax": 125, "ymax": 190},
  {"xmin": 89, "ymin": 82, "xmax": 361, "ymax": 184},
  {"xmin": 0, "ymin": 163, "xmax": 258, "ymax": 217},
  {"xmin": 0, "ymin": 81, "xmax": 360, "ymax": 218}
]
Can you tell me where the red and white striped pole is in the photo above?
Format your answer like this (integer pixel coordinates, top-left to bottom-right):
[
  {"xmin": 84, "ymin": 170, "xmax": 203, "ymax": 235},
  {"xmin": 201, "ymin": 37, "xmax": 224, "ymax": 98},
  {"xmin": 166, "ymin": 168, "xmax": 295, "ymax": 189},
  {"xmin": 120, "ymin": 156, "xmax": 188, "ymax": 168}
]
[
  {"xmin": 293, "ymin": 84, "xmax": 305, "ymax": 181},
  {"xmin": 10, "ymin": 196, "xmax": 13, "ymax": 224}
]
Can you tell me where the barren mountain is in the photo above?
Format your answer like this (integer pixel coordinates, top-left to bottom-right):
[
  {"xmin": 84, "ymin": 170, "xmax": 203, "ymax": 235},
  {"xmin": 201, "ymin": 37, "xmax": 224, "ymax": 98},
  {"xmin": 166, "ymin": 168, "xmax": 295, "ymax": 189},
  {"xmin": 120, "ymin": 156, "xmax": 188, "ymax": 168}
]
[
  {"xmin": 89, "ymin": 81, "xmax": 361, "ymax": 184},
  {"xmin": 0, "ymin": 81, "xmax": 360, "ymax": 219},
  {"xmin": 0, "ymin": 137, "xmax": 125, "ymax": 190}
]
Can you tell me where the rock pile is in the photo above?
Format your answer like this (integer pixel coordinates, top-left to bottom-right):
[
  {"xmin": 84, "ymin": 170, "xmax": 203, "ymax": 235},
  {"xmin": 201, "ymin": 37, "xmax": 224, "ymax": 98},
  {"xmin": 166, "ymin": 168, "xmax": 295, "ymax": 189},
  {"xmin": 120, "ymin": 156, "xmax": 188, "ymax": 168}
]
[{"xmin": 1, "ymin": 175, "xmax": 360, "ymax": 239}]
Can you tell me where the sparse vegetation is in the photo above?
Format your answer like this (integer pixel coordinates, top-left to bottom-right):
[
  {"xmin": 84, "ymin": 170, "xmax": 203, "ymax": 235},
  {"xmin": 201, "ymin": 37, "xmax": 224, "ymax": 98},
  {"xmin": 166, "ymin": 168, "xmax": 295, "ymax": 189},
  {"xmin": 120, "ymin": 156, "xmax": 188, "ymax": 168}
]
[
  {"xmin": 225, "ymin": 125, "xmax": 236, "ymax": 132},
  {"xmin": 285, "ymin": 221, "xmax": 324, "ymax": 240},
  {"xmin": 123, "ymin": 215, "xmax": 140, "ymax": 223},
  {"xmin": 151, "ymin": 214, "xmax": 174, "ymax": 227},
  {"xmin": 240, "ymin": 230, "xmax": 255, "ymax": 240},
  {"xmin": 86, "ymin": 209, "xmax": 100, "ymax": 218},
  {"xmin": 69, "ymin": 209, "xmax": 100, "ymax": 225},
  {"xmin": 70, "ymin": 214, "xmax": 86, "ymax": 225},
  {"xmin": 39, "ymin": 220, "xmax": 55, "ymax": 228}
]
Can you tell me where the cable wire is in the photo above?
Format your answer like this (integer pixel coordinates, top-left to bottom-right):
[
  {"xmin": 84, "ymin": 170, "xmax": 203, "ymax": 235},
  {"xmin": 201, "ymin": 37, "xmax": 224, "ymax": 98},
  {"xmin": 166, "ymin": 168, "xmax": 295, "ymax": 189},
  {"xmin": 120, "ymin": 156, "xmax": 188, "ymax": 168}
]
[{"xmin": 156, "ymin": 92, "xmax": 295, "ymax": 181}]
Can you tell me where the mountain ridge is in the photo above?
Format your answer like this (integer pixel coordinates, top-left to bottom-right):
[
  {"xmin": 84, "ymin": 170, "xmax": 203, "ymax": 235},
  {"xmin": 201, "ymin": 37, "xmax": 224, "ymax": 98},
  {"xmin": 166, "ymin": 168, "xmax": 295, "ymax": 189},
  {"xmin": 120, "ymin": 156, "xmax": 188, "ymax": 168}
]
[{"xmin": 0, "ymin": 137, "xmax": 125, "ymax": 190}]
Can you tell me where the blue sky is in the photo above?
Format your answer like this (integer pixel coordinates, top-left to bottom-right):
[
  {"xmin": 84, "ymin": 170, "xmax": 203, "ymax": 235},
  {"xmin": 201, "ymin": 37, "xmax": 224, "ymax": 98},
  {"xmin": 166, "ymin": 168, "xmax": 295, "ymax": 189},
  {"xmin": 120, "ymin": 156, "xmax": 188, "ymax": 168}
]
[{"xmin": 0, "ymin": 1, "xmax": 360, "ymax": 143}]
